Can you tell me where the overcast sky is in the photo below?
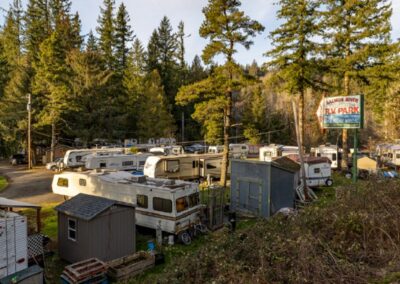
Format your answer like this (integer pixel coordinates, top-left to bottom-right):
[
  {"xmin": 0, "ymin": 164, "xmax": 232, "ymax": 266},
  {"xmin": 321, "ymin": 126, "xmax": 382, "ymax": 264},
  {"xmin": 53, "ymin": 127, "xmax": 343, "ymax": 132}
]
[{"xmin": 1, "ymin": 0, "xmax": 400, "ymax": 65}]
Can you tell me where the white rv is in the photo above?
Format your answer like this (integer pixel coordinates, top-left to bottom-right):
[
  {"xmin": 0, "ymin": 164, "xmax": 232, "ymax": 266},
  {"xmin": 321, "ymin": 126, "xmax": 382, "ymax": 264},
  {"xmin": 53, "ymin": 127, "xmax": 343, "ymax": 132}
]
[
  {"xmin": 208, "ymin": 144, "xmax": 248, "ymax": 158},
  {"xmin": 144, "ymin": 154, "xmax": 224, "ymax": 180},
  {"xmin": 63, "ymin": 148, "xmax": 125, "ymax": 168},
  {"xmin": 52, "ymin": 170, "xmax": 202, "ymax": 235},
  {"xmin": 384, "ymin": 145, "xmax": 400, "ymax": 166},
  {"xmin": 311, "ymin": 144, "xmax": 340, "ymax": 169},
  {"xmin": 259, "ymin": 144, "xmax": 299, "ymax": 162},
  {"xmin": 84, "ymin": 153, "xmax": 153, "ymax": 172},
  {"xmin": 149, "ymin": 145, "xmax": 184, "ymax": 155},
  {"xmin": 292, "ymin": 156, "xmax": 333, "ymax": 187}
]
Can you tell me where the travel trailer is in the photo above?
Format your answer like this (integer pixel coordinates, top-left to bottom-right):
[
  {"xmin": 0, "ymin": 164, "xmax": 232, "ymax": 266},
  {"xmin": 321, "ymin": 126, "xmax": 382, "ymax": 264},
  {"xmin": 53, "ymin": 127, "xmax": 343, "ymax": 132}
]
[
  {"xmin": 63, "ymin": 148, "xmax": 125, "ymax": 168},
  {"xmin": 259, "ymin": 144, "xmax": 299, "ymax": 162},
  {"xmin": 149, "ymin": 145, "xmax": 184, "ymax": 155},
  {"xmin": 84, "ymin": 153, "xmax": 153, "ymax": 172},
  {"xmin": 208, "ymin": 144, "xmax": 249, "ymax": 158},
  {"xmin": 144, "ymin": 154, "xmax": 224, "ymax": 180},
  {"xmin": 381, "ymin": 144, "xmax": 400, "ymax": 167},
  {"xmin": 310, "ymin": 144, "xmax": 340, "ymax": 169},
  {"xmin": 288, "ymin": 155, "xmax": 333, "ymax": 187},
  {"xmin": 52, "ymin": 170, "xmax": 202, "ymax": 235}
]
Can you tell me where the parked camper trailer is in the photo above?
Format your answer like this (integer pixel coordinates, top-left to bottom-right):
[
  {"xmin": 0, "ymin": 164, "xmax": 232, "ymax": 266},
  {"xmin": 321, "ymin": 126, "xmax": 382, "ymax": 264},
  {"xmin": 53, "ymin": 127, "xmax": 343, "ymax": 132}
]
[
  {"xmin": 149, "ymin": 145, "xmax": 184, "ymax": 155},
  {"xmin": 259, "ymin": 144, "xmax": 299, "ymax": 162},
  {"xmin": 52, "ymin": 170, "xmax": 202, "ymax": 235},
  {"xmin": 84, "ymin": 153, "xmax": 153, "ymax": 172},
  {"xmin": 63, "ymin": 148, "xmax": 124, "ymax": 168},
  {"xmin": 208, "ymin": 144, "xmax": 249, "ymax": 158},
  {"xmin": 288, "ymin": 156, "xmax": 333, "ymax": 187},
  {"xmin": 383, "ymin": 145, "xmax": 400, "ymax": 167},
  {"xmin": 311, "ymin": 144, "xmax": 340, "ymax": 169},
  {"xmin": 144, "ymin": 154, "xmax": 224, "ymax": 180}
]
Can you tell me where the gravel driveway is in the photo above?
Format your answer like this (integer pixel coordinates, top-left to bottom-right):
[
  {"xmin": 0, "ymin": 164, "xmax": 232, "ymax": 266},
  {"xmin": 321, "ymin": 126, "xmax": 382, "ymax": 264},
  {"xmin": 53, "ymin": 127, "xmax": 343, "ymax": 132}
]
[{"xmin": 0, "ymin": 160, "xmax": 63, "ymax": 205}]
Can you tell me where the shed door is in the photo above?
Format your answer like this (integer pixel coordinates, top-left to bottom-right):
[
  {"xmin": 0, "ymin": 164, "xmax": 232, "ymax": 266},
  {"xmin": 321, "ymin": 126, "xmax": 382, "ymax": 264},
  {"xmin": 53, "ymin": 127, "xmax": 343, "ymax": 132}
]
[{"xmin": 237, "ymin": 179, "xmax": 262, "ymax": 215}]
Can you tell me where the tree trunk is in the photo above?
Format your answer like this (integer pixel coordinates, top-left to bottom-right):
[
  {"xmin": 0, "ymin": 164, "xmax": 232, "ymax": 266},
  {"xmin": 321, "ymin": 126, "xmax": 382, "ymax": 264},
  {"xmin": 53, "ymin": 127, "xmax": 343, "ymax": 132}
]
[
  {"xmin": 298, "ymin": 90, "xmax": 305, "ymax": 150},
  {"xmin": 220, "ymin": 95, "xmax": 231, "ymax": 188},
  {"xmin": 51, "ymin": 122, "xmax": 56, "ymax": 162},
  {"xmin": 341, "ymin": 70, "xmax": 350, "ymax": 170}
]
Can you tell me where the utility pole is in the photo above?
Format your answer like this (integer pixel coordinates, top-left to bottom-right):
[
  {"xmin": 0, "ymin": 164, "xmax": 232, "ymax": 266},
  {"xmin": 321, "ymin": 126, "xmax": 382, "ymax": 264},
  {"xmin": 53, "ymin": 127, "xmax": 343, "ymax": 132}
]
[{"xmin": 27, "ymin": 93, "xmax": 32, "ymax": 170}]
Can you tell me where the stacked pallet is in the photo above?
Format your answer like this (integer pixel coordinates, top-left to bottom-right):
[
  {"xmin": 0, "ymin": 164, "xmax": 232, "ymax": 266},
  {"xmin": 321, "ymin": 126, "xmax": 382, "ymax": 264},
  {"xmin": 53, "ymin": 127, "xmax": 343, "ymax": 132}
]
[
  {"xmin": 60, "ymin": 258, "xmax": 107, "ymax": 284},
  {"xmin": 107, "ymin": 251, "xmax": 155, "ymax": 282}
]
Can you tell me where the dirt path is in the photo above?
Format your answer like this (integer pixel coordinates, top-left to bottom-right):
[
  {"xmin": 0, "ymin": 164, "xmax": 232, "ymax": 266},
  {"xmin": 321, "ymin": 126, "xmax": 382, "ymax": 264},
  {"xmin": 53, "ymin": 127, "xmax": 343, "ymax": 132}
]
[{"xmin": 0, "ymin": 160, "xmax": 63, "ymax": 205}]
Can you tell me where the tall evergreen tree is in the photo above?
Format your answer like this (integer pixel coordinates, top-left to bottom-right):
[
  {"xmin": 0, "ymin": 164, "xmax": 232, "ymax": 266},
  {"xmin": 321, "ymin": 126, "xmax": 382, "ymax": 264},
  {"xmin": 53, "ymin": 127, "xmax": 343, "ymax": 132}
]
[
  {"xmin": 34, "ymin": 30, "xmax": 73, "ymax": 161},
  {"xmin": 136, "ymin": 70, "xmax": 176, "ymax": 140},
  {"xmin": 188, "ymin": 55, "xmax": 207, "ymax": 83},
  {"xmin": 114, "ymin": 2, "xmax": 134, "ymax": 74},
  {"xmin": 266, "ymin": 0, "xmax": 322, "ymax": 149},
  {"xmin": 146, "ymin": 29, "xmax": 160, "ymax": 72},
  {"xmin": 97, "ymin": 0, "xmax": 115, "ymax": 69},
  {"xmin": 178, "ymin": 0, "xmax": 264, "ymax": 186},
  {"xmin": 67, "ymin": 49, "xmax": 112, "ymax": 143},
  {"xmin": 156, "ymin": 16, "xmax": 179, "ymax": 108},
  {"xmin": 86, "ymin": 30, "xmax": 98, "ymax": 52},
  {"xmin": 322, "ymin": 0, "xmax": 394, "ymax": 169},
  {"xmin": 24, "ymin": 0, "xmax": 51, "ymax": 65},
  {"xmin": 177, "ymin": 21, "xmax": 186, "ymax": 71}
]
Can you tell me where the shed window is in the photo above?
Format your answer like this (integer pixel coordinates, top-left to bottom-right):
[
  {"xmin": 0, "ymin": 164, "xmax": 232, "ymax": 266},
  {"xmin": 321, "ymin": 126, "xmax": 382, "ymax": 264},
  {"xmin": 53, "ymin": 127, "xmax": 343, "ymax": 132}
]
[
  {"xmin": 176, "ymin": 197, "xmax": 188, "ymax": 213},
  {"xmin": 68, "ymin": 218, "xmax": 77, "ymax": 241},
  {"xmin": 165, "ymin": 160, "xmax": 179, "ymax": 173},
  {"xmin": 137, "ymin": 194, "xmax": 148, "ymax": 208},
  {"xmin": 122, "ymin": 161, "xmax": 133, "ymax": 166},
  {"xmin": 79, "ymin": 179, "xmax": 86, "ymax": 186},
  {"xmin": 188, "ymin": 192, "xmax": 200, "ymax": 207},
  {"xmin": 314, "ymin": 168, "xmax": 321, "ymax": 174},
  {"xmin": 57, "ymin": 178, "xmax": 69, "ymax": 187},
  {"xmin": 153, "ymin": 197, "xmax": 172, "ymax": 213}
]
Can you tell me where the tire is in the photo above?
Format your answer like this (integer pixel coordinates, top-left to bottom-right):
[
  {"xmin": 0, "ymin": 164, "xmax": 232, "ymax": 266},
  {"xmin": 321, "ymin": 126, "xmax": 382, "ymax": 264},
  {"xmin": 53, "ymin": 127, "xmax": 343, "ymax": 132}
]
[
  {"xmin": 178, "ymin": 231, "xmax": 192, "ymax": 245},
  {"xmin": 345, "ymin": 172, "xmax": 352, "ymax": 179},
  {"xmin": 50, "ymin": 165, "xmax": 57, "ymax": 171},
  {"xmin": 325, "ymin": 179, "xmax": 333, "ymax": 187}
]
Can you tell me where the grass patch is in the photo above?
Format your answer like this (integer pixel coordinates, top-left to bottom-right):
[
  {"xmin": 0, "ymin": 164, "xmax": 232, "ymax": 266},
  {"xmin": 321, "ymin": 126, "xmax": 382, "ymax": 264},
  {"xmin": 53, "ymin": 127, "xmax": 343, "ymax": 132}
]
[
  {"xmin": 22, "ymin": 203, "xmax": 59, "ymax": 240},
  {"xmin": 0, "ymin": 175, "xmax": 8, "ymax": 192}
]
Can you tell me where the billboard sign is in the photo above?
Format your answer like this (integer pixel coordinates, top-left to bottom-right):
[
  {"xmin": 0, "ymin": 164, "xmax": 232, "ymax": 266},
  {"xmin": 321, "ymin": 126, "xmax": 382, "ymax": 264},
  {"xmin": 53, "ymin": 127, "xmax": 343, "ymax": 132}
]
[{"xmin": 316, "ymin": 95, "xmax": 364, "ymax": 129}]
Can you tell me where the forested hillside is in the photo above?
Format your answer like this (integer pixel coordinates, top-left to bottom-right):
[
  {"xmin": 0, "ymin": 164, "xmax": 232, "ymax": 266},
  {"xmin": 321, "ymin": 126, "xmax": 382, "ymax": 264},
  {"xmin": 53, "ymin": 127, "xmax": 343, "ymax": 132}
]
[{"xmin": 0, "ymin": 0, "xmax": 399, "ymax": 159}]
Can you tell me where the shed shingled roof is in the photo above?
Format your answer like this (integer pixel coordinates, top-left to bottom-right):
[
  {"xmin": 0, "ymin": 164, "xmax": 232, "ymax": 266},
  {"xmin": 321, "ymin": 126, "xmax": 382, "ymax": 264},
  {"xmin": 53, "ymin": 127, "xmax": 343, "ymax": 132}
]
[{"xmin": 55, "ymin": 193, "xmax": 134, "ymax": 221}]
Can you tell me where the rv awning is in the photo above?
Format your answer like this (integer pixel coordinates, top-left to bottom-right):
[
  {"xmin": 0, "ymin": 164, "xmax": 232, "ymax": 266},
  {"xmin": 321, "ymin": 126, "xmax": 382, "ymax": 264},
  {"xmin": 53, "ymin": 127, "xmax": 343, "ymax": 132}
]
[{"xmin": 0, "ymin": 197, "xmax": 41, "ymax": 209}]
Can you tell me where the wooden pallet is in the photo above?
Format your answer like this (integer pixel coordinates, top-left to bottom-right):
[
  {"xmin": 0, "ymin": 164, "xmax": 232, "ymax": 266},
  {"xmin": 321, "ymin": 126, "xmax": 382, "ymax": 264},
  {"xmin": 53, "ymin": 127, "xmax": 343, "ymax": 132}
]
[
  {"xmin": 107, "ymin": 252, "xmax": 155, "ymax": 282},
  {"xmin": 61, "ymin": 258, "xmax": 107, "ymax": 284}
]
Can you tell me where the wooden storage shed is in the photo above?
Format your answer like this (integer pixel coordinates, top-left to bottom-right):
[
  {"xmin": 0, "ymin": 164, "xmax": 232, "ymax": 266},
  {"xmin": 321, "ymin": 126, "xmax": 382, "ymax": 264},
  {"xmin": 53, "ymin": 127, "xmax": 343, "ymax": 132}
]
[
  {"xmin": 55, "ymin": 194, "xmax": 135, "ymax": 263},
  {"xmin": 357, "ymin": 156, "xmax": 378, "ymax": 173},
  {"xmin": 230, "ymin": 157, "xmax": 300, "ymax": 218}
]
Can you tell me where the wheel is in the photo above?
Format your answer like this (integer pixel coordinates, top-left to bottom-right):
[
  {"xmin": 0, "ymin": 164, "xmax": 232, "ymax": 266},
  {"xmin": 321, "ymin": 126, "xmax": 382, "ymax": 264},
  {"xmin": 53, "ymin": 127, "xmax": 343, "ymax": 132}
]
[
  {"xmin": 195, "ymin": 224, "xmax": 208, "ymax": 235},
  {"xmin": 178, "ymin": 231, "xmax": 192, "ymax": 245},
  {"xmin": 345, "ymin": 172, "xmax": 352, "ymax": 179},
  {"xmin": 50, "ymin": 165, "xmax": 57, "ymax": 171},
  {"xmin": 325, "ymin": 179, "xmax": 333, "ymax": 187}
]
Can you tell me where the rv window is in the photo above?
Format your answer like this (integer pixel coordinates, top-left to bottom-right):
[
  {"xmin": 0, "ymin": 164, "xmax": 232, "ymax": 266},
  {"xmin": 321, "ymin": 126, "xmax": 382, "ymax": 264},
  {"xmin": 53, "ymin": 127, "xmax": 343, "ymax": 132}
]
[
  {"xmin": 153, "ymin": 197, "xmax": 172, "ymax": 213},
  {"xmin": 192, "ymin": 161, "xmax": 198, "ymax": 168},
  {"xmin": 188, "ymin": 193, "xmax": 200, "ymax": 207},
  {"xmin": 314, "ymin": 168, "xmax": 321, "ymax": 174},
  {"xmin": 68, "ymin": 218, "xmax": 77, "ymax": 241},
  {"xmin": 165, "ymin": 160, "xmax": 180, "ymax": 173},
  {"xmin": 332, "ymin": 153, "xmax": 337, "ymax": 161},
  {"xmin": 137, "ymin": 195, "xmax": 148, "ymax": 208},
  {"xmin": 122, "ymin": 161, "xmax": 134, "ymax": 166},
  {"xmin": 397, "ymin": 154, "xmax": 400, "ymax": 159},
  {"xmin": 76, "ymin": 155, "xmax": 82, "ymax": 162},
  {"xmin": 79, "ymin": 179, "xmax": 86, "ymax": 186},
  {"xmin": 389, "ymin": 153, "xmax": 393, "ymax": 159},
  {"xmin": 57, "ymin": 178, "xmax": 69, "ymax": 187},
  {"xmin": 241, "ymin": 146, "xmax": 247, "ymax": 150},
  {"xmin": 139, "ymin": 161, "xmax": 145, "ymax": 166},
  {"xmin": 176, "ymin": 197, "xmax": 188, "ymax": 212},
  {"xmin": 317, "ymin": 153, "xmax": 321, "ymax": 157},
  {"xmin": 100, "ymin": 162, "xmax": 106, "ymax": 168},
  {"xmin": 206, "ymin": 163, "xmax": 217, "ymax": 169}
]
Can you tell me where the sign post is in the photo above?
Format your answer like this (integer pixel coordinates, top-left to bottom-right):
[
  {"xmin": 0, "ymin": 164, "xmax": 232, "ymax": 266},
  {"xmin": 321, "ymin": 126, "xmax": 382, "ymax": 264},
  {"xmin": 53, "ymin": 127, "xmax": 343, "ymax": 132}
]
[{"xmin": 316, "ymin": 95, "xmax": 364, "ymax": 182}]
